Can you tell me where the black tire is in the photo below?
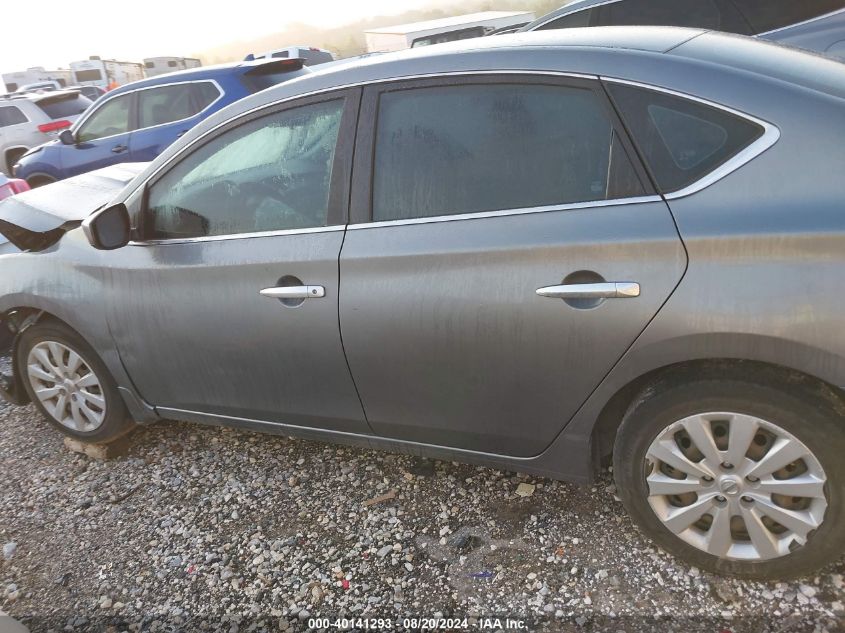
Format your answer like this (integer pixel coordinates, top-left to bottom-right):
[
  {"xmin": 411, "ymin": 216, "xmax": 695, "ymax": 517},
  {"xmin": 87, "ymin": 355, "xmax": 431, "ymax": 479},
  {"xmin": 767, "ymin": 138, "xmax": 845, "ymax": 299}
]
[
  {"xmin": 26, "ymin": 174, "xmax": 55, "ymax": 188},
  {"xmin": 16, "ymin": 319, "xmax": 135, "ymax": 443},
  {"xmin": 613, "ymin": 376, "xmax": 845, "ymax": 580}
]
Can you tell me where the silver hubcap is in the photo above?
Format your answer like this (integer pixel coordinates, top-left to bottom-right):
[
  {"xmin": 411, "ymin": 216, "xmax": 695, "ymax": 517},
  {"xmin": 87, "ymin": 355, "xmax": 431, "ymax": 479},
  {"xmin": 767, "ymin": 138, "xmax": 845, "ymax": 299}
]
[
  {"xmin": 645, "ymin": 412, "xmax": 827, "ymax": 561},
  {"xmin": 26, "ymin": 341, "xmax": 106, "ymax": 432}
]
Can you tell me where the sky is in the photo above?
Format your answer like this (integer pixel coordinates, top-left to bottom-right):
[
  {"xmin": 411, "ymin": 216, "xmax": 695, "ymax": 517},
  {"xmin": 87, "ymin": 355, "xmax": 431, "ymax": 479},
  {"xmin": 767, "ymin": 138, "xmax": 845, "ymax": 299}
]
[{"xmin": 1, "ymin": 0, "xmax": 431, "ymax": 72}]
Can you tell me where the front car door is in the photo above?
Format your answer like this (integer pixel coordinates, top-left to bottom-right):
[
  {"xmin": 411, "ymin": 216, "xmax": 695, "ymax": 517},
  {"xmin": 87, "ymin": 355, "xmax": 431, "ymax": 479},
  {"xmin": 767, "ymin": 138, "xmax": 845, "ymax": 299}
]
[
  {"xmin": 105, "ymin": 89, "xmax": 369, "ymax": 433},
  {"xmin": 65, "ymin": 92, "xmax": 134, "ymax": 177},
  {"xmin": 338, "ymin": 75, "xmax": 687, "ymax": 457}
]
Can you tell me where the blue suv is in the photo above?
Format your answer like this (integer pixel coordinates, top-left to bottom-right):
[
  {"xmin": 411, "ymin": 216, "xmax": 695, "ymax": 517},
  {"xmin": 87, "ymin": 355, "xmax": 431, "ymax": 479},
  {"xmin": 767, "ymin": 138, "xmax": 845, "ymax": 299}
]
[{"xmin": 14, "ymin": 58, "xmax": 310, "ymax": 187}]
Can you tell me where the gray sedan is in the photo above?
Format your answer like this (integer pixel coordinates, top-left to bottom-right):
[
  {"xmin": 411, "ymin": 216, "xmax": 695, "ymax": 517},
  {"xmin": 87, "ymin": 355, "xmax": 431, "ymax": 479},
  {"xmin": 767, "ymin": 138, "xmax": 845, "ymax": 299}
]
[{"xmin": 0, "ymin": 28, "xmax": 843, "ymax": 580}]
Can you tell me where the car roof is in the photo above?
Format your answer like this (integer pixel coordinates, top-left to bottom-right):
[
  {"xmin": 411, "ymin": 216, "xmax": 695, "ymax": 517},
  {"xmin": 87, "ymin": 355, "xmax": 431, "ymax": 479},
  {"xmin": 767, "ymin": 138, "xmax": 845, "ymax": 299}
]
[{"xmin": 106, "ymin": 58, "xmax": 303, "ymax": 94}]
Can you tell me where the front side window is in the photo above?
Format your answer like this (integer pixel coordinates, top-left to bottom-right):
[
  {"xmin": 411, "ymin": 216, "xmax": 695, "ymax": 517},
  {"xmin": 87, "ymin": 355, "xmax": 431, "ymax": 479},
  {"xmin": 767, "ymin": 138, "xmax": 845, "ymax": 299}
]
[
  {"xmin": 0, "ymin": 106, "xmax": 28, "ymax": 128},
  {"xmin": 598, "ymin": 0, "xmax": 751, "ymax": 33},
  {"xmin": 138, "ymin": 83, "xmax": 205, "ymax": 128},
  {"xmin": 607, "ymin": 83, "xmax": 764, "ymax": 193},
  {"xmin": 536, "ymin": 8, "xmax": 595, "ymax": 30},
  {"xmin": 145, "ymin": 98, "xmax": 345, "ymax": 239},
  {"xmin": 372, "ymin": 82, "xmax": 644, "ymax": 222},
  {"xmin": 731, "ymin": 0, "xmax": 845, "ymax": 33},
  {"xmin": 76, "ymin": 94, "xmax": 131, "ymax": 142}
]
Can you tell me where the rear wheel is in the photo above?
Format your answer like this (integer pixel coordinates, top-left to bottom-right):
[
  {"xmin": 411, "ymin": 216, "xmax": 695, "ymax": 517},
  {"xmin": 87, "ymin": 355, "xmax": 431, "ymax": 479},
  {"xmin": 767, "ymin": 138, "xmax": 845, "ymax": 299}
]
[
  {"xmin": 613, "ymin": 377, "xmax": 844, "ymax": 579},
  {"xmin": 26, "ymin": 175, "xmax": 55, "ymax": 188},
  {"xmin": 16, "ymin": 320, "xmax": 135, "ymax": 443}
]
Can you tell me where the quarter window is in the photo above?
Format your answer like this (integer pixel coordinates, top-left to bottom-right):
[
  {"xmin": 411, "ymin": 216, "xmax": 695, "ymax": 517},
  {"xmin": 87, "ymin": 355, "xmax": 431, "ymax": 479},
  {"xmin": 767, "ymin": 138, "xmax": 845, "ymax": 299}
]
[
  {"xmin": 0, "ymin": 106, "xmax": 27, "ymax": 128},
  {"xmin": 372, "ymin": 83, "xmax": 644, "ymax": 222},
  {"xmin": 607, "ymin": 83, "xmax": 765, "ymax": 193},
  {"xmin": 145, "ymin": 98, "xmax": 345, "ymax": 239},
  {"xmin": 76, "ymin": 94, "xmax": 131, "ymax": 142},
  {"xmin": 731, "ymin": 0, "xmax": 844, "ymax": 33}
]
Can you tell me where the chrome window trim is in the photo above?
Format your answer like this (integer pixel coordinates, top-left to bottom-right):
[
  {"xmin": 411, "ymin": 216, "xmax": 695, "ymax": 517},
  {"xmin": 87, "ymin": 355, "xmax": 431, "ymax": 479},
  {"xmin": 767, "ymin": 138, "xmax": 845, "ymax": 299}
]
[
  {"xmin": 71, "ymin": 78, "xmax": 226, "ymax": 143},
  {"xmin": 757, "ymin": 7, "xmax": 845, "ymax": 36},
  {"xmin": 349, "ymin": 196, "xmax": 662, "ymax": 230},
  {"xmin": 129, "ymin": 224, "xmax": 345, "ymax": 246},
  {"xmin": 527, "ymin": 0, "xmax": 622, "ymax": 30},
  {"xmin": 601, "ymin": 77, "xmax": 780, "ymax": 200}
]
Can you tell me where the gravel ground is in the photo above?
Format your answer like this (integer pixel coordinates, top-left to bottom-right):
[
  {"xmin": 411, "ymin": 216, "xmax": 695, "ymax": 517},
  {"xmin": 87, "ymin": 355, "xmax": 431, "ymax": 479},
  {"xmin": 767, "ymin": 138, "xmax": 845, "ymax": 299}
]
[{"xmin": 1, "ymin": 365, "xmax": 843, "ymax": 633}]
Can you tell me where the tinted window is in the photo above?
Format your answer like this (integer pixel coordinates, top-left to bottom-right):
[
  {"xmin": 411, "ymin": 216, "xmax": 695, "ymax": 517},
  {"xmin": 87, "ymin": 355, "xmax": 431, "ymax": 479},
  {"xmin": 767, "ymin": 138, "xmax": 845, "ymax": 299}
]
[
  {"xmin": 168, "ymin": 61, "xmax": 178, "ymax": 67},
  {"xmin": 536, "ymin": 8, "xmax": 595, "ymax": 29},
  {"xmin": 607, "ymin": 83, "xmax": 764, "ymax": 193},
  {"xmin": 138, "ymin": 84, "xmax": 198, "ymax": 128},
  {"xmin": 732, "ymin": 0, "xmax": 844, "ymax": 33},
  {"xmin": 372, "ymin": 83, "xmax": 644, "ymax": 222},
  {"xmin": 144, "ymin": 62, "xmax": 155, "ymax": 69},
  {"xmin": 37, "ymin": 94, "xmax": 92, "ymax": 119},
  {"xmin": 599, "ymin": 0, "xmax": 751, "ymax": 32},
  {"xmin": 0, "ymin": 106, "xmax": 28, "ymax": 128},
  {"xmin": 146, "ymin": 99, "xmax": 345, "ymax": 239},
  {"xmin": 271, "ymin": 51, "xmax": 290, "ymax": 58},
  {"xmin": 76, "ymin": 94, "xmax": 131, "ymax": 142},
  {"xmin": 192, "ymin": 82, "xmax": 221, "ymax": 110},
  {"xmin": 75, "ymin": 69, "xmax": 103, "ymax": 82}
]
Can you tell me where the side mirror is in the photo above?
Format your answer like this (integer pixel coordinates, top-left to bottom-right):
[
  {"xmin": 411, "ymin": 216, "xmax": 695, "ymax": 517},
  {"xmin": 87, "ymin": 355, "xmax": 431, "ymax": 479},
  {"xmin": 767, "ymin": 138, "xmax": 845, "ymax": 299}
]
[
  {"xmin": 82, "ymin": 203, "xmax": 130, "ymax": 250},
  {"xmin": 59, "ymin": 129, "xmax": 75, "ymax": 145}
]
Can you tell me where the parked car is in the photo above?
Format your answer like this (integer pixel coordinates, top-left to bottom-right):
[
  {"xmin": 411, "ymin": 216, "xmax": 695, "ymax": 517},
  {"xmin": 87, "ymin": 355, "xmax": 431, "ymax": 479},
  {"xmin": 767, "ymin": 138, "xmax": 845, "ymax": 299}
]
[
  {"xmin": 520, "ymin": 0, "xmax": 845, "ymax": 60},
  {"xmin": 0, "ymin": 91, "xmax": 92, "ymax": 175},
  {"xmin": 13, "ymin": 58, "xmax": 311, "ymax": 187},
  {"xmin": 1, "ymin": 28, "xmax": 844, "ymax": 579}
]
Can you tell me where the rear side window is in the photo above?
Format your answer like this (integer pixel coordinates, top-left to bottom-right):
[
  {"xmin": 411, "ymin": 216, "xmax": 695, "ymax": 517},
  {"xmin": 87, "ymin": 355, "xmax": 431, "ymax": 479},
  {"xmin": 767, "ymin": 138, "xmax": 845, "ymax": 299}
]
[
  {"xmin": 598, "ymin": 0, "xmax": 751, "ymax": 33},
  {"xmin": 731, "ymin": 0, "xmax": 845, "ymax": 33},
  {"xmin": 372, "ymin": 83, "xmax": 645, "ymax": 222},
  {"xmin": 0, "ymin": 106, "xmax": 28, "ymax": 128},
  {"xmin": 536, "ymin": 9, "xmax": 596, "ymax": 30},
  {"xmin": 138, "ymin": 83, "xmax": 201, "ymax": 128},
  {"xmin": 607, "ymin": 83, "xmax": 764, "ymax": 193},
  {"xmin": 37, "ymin": 94, "xmax": 92, "ymax": 120}
]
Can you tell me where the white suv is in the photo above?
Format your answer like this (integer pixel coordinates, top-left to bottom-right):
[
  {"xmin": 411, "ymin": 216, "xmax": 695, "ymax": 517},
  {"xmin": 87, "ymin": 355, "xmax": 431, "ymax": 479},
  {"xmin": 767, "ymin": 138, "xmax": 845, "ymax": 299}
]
[{"xmin": 0, "ymin": 90, "xmax": 92, "ymax": 174}]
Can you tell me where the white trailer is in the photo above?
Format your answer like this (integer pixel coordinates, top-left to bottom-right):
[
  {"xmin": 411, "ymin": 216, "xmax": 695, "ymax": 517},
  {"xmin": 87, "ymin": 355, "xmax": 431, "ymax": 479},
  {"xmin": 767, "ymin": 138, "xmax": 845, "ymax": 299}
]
[
  {"xmin": 364, "ymin": 11, "xmax": 535, "ymax": 53},
  {"xmin": 2, "ymin": 67, "xmax": 73, "ymax": 93},
  {"xmin": 143, "ymin": 57, "xmax": 202, "ymax": 77},
  {"xmin": 70, "ymin": 57, "xmax": 145, "ymax": 90}
]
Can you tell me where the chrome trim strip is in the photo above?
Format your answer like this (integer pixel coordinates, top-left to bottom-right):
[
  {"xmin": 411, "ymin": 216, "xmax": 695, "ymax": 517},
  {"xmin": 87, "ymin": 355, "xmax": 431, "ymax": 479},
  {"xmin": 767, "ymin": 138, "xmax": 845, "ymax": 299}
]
[
  {"xmin": 71, "ymin": 78, "xmax": 226, "ymax": 143},
  {"xmin": 758, "ymin": 7, "xmax": 845, "ymax": 37},
  {"xmin": 157, "ymin": 406, "xmax": 545, "ymax": 462},
  {"xmin": 527, "ymin": 0, "xmax": 622, "ymax": 30},
  {"xmin": 601, "ymin": 77, "xmax": 781, "ymax": 200},
  {"xmin": 129, "ymin": 224, "xmax": 345, "ymax": 246},
  {"xmin": 347, "ymin": 196, "xmax": 662, "ymax": 230}
]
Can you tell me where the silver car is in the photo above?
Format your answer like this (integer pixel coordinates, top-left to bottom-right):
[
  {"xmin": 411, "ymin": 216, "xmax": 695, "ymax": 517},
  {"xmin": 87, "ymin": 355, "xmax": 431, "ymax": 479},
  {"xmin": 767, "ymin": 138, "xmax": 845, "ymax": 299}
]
[
  {"xmin": 0, "ymin": 28, "xmax": 843, "ymax": 579},
  {"xmin": 521, "ymin": 0, "xmax": 845, "ymax": 61},
  {"xmin": 0, "ymin": 90, "xmax": 92, "ymax": 175}
]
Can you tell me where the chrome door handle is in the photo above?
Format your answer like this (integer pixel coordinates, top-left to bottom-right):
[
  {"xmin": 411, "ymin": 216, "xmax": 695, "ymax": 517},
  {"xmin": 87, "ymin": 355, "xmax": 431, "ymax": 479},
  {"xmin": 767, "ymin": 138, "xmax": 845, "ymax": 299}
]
[
  {"xmin": 536, "ymin": 282, "xmax": 640, "ymax": 299},
  {"xmin": 260, "ymin": 285, "xmax": 325, "ymax": 299}
]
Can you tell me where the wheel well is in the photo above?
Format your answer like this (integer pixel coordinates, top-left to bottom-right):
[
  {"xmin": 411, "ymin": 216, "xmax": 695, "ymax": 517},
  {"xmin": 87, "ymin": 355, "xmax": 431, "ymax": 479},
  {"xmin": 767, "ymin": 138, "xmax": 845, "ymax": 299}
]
[
  {"xmin": 4, "ymin": 147, "xmax": 27, "ymax": 174},
  {"xmin": 592, "ymin": 359, "xmax": 845, "ymax": 468},
  {"xmin": 25, "ymin": 173, "xmax": 56, "ymax": 188}
]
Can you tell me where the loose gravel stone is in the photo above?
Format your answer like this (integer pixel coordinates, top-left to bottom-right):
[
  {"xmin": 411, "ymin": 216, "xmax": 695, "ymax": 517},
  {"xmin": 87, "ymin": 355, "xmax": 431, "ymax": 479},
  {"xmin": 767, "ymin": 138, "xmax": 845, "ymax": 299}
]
[{"xmin": 0, "ymin": 361, "xmax": 843, "ymax": 632}]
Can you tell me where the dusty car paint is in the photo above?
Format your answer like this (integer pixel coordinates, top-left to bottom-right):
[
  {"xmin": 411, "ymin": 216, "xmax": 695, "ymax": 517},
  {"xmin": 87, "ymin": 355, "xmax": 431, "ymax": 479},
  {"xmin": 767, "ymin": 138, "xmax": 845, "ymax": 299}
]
[{"xmin": 0, "ymin": 28, "xmax": 843, "ymax": 482}]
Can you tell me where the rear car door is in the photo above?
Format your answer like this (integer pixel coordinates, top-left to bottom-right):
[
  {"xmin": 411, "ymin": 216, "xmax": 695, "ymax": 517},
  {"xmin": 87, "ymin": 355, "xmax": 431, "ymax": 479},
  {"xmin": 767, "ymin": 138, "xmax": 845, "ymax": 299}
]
[
  {"xmin": 128, "ymin": 81, "xmax": 222, "ymax": 161},
  {"xmin": 338, "ymin": 75, "xmax": 687, "ymax": 457},
  {"xmin": 106, "ymin": 89, "xmax": 369, "ymax": 432},
  {"xmin": 65, "ymin": 92, "xmax": 134, "ymax": 176}
]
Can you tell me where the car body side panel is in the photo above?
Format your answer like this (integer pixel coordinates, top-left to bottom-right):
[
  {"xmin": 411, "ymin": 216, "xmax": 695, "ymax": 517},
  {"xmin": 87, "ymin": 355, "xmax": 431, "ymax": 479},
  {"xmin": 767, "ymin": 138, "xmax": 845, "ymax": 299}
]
[{"xmin": 339, "ymin": 201, "xmax": 687, "ymax": 457}]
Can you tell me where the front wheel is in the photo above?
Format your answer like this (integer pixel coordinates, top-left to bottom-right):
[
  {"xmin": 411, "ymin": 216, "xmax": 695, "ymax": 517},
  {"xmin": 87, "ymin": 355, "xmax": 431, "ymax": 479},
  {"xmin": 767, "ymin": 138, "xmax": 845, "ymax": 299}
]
[
  {"xmin": 613, "ymin": 377, "xmax": 844, "ymax": 579},
  {"xmin": 16, "ymin": 320, "xmax": 135, "ymax": 443}
]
